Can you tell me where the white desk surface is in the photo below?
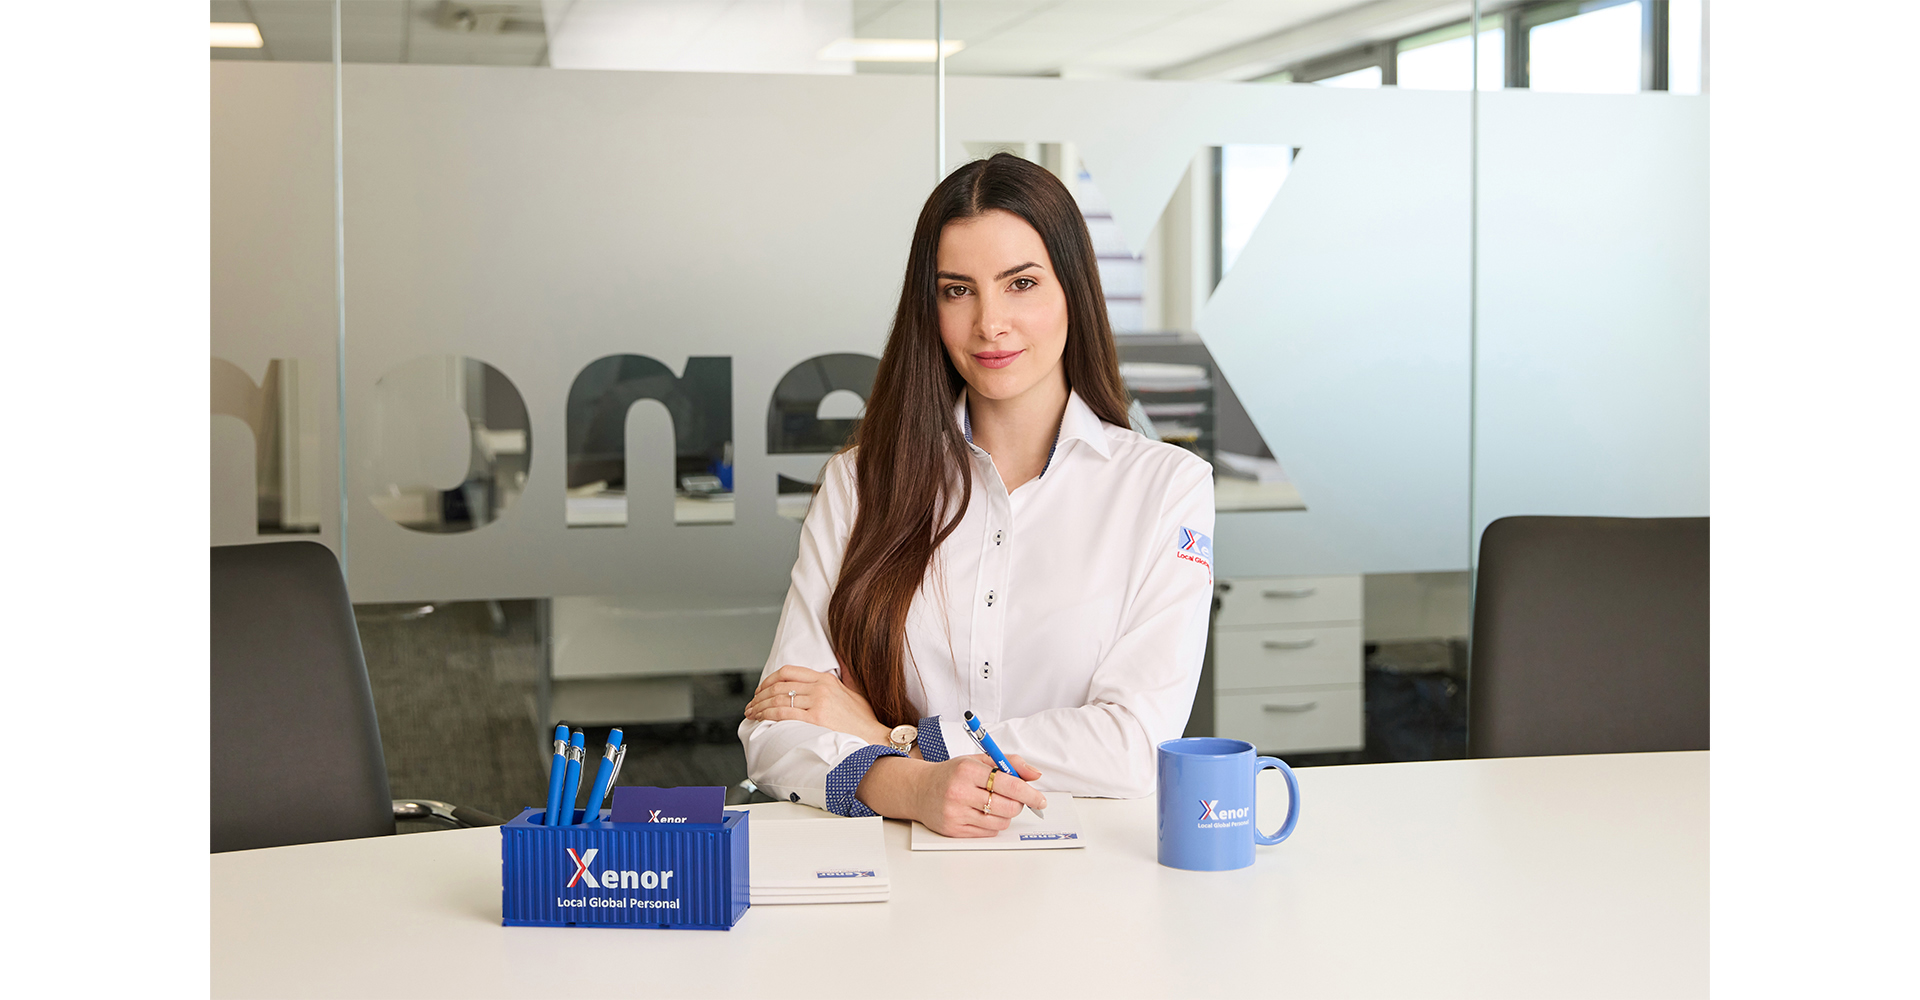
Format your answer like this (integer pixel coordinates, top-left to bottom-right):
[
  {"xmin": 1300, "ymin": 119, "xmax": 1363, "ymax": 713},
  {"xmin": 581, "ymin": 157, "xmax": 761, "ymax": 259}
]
[{"xmin": 212, "ymin": 752, "xmax": 1706, "ymax": 999}]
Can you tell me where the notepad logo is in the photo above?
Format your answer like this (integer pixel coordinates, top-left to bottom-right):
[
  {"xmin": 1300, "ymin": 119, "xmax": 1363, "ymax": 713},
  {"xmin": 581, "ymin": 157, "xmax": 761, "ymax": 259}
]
[
  {"xmin": 1019, "ymin": 833, "xmax": 1078, "ymax": 841},
  {"xmin": 815, "ymin": 870, "xmax": 876, "ymax": 879}
]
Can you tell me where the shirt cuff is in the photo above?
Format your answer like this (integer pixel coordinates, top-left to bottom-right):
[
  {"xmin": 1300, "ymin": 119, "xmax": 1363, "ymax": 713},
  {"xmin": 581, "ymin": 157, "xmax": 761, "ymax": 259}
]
[
  {"xmin": 917, "ymin": 716, "xmax": 951, "ymax": 763},
  {"xmin": 922, "ymin": 714, "xmax": 976, "ymax": 765},
  {"xmin": 824, "ymin": 743, "xmax": 908, "ymax": 817}
]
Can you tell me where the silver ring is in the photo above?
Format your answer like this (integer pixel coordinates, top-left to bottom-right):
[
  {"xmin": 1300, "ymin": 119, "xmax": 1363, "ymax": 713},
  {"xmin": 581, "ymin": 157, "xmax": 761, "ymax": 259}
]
[{"xmin": 982, "ymin": 792, "xmax": 994, "ymax": 816}]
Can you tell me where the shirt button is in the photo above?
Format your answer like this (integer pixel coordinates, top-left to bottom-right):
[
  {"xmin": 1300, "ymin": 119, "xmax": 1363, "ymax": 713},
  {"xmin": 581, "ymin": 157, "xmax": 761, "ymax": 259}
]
[
  {"xmin": 985, "ymin": 590, "xmax": 995, "ymax": 607},
  {"xmin": 994, "ymin": 530, "xmax": 1004, "ymax": 545},
  {"xmin": 981, "ymin": 663, "xmax": 991, "ymax": 679}
]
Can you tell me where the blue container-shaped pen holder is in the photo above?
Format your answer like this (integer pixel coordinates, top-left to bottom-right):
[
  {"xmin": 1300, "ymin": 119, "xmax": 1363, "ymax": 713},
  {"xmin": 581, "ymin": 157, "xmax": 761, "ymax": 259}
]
[{"xmin": 500, "ymin": 808, "xmax": 750, "ymax": 930}]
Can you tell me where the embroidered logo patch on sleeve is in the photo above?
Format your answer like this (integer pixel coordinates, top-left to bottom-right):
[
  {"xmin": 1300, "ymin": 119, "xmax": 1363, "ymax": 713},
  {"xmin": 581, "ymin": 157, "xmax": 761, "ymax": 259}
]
[{"xmin": 1176, "ymin": 527, "xmax": 1213, "ymax": 578}]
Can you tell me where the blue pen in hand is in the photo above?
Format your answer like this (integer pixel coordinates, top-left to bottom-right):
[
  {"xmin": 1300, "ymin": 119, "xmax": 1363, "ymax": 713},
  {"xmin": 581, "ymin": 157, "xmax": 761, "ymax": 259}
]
[
  {"xmin": 963, "ymin": 711, "xmax": 1043, "ymax": 820},
  {"xmin": 580, "ymin": 728, "xmax": 626, "ymax": 823},
  {"xmin": 543, "ymin": 724, "xmax": 570, "ymax": 826},
  {"xmin": 558, "ymin": 731, "xmax": 587, "ymax": 826}
]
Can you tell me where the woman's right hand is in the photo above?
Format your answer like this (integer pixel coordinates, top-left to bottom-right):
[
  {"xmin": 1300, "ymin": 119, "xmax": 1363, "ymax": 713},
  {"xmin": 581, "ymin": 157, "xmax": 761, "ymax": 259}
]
[{"xmin": 908, "ymin": 754, "xmax": 1048, "ymax": 838}]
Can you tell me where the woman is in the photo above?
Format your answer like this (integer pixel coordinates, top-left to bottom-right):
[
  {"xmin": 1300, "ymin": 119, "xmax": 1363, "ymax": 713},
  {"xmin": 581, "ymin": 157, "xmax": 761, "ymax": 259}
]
[{"xmin": 738, "ymin": 154, "xmax": 1215, "ymax": 837}]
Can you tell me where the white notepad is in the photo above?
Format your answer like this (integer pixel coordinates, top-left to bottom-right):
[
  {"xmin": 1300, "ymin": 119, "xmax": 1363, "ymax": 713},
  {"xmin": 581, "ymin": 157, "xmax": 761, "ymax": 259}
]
[
  {"xmin": 749, "ymin": 814, "xmax": 890, "ymax": 904},
  {"xmin": 909, "ymin": 796, "xmax": 1087, "ymax": 850}
]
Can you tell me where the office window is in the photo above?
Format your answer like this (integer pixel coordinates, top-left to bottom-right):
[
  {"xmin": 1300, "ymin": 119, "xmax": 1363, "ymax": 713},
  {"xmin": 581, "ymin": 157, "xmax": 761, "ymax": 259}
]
[
  {"xmin": 1219, "ymin": 146, "xmax": 1292, "ymax": 275},
  {"xmin": 1396, "ymin": 18, "xmax": 1505, "ymax": 91},
  {"xmin": 1315, "ymin": 65, "xmax": 1383, "ymax": 89},
  {"xmin": 1528, "ymin": 1, "xmax": 1644, "ymax": 94},
  {"xmin": 1075, "ymin": 166, "xmax": 1146, "ymax": 333},
  {"xmin": 1668, "ymin": 0, "xmax": 1704, "ymax": 95}
]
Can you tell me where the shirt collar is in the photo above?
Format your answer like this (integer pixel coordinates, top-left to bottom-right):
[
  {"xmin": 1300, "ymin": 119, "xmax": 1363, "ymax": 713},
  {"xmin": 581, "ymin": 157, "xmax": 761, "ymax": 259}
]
[
  {"xmin": 953, "ymin": 388, "xmax": 1115, "ymax": 466},
  {"xmin": 1056, "ymin": 389, "xmax": 1115, "ymax": 460}
]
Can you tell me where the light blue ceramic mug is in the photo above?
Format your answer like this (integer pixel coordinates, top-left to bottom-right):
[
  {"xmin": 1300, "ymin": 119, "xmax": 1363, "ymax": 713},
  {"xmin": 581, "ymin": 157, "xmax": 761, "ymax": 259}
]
[{"xmin": 1156, "ymin": 737, "xmax": 1300, "ymax": 871}]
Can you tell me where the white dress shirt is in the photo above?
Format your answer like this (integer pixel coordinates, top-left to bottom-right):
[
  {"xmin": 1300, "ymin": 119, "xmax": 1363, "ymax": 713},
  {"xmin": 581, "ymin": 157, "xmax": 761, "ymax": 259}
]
[{"xmin": 738, "ymin": 389, "xmax": 1216, "ymax": 812}]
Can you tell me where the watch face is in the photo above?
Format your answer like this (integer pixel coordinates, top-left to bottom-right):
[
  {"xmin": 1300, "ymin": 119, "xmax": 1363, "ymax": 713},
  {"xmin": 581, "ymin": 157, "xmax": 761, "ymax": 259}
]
[{"xmin": 890, "ymin": 725, "xmax": 918, "ymax": 747}]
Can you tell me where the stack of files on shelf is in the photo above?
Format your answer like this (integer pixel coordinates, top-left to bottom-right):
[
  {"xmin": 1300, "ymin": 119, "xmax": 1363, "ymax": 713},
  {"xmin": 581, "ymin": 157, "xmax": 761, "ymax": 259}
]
[
  {"xmin": 1118, "ymin": 362, "xmax": 1211, "ymax": 392},
  {"xmin": 750, "ymin": 814, "xmax": 889, "ymax": 905}
]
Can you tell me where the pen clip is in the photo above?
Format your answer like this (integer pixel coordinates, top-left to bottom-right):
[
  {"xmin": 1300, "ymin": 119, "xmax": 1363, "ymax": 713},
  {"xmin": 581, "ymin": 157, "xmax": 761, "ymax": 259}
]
[
  {"xmin": 964, "ymin": 723, "xmax": 1016, "ymax": 776},
  {"xmin": 609, "ymin": 743, "xmax": 627, "ymax": 781}
]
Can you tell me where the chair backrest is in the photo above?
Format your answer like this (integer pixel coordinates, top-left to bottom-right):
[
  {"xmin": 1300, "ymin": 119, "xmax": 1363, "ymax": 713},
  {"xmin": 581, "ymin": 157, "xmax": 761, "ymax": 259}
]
[
  {"xmin": 211, "ymin": 541, "xmax": 395, "ymax": 852},
  {"xmin": 1469, "ymin": 516, "xmax": 1709, "ymax": 758}
]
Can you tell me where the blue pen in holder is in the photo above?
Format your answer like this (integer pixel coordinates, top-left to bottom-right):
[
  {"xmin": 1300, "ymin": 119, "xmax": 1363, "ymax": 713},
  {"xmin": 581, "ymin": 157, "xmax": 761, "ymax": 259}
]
[{"xmin": 500, "ymin": 807, "xmax": 750, "ymax": 930}]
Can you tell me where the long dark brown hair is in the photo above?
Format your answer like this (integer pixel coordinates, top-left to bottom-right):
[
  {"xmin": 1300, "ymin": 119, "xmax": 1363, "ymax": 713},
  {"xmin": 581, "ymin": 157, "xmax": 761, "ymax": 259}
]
[{"xmin": 828, "ymin": 153, "xmax": 1133, "ymax": 727}]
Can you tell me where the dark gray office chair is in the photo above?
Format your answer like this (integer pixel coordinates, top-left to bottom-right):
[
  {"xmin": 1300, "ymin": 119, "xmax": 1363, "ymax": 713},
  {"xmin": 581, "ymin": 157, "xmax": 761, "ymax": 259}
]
[
  {"xmin": 211, "ymin": 541, "xmax": 503, "ymax": 853},
  {"xmin": 1469, "ymin": 516, "xmax": 1709, "ymax": 758}
]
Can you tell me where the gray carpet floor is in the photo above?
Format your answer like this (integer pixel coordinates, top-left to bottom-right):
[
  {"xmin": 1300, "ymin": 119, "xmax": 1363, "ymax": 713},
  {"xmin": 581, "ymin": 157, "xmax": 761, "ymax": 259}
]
[{"xmin": 357, "ymin": 599, "xmax": 760, "ymax": 831}]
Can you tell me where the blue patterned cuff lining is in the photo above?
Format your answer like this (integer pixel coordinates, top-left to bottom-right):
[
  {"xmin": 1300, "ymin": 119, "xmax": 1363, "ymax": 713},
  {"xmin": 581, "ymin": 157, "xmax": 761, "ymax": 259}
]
[
  {"xmin": 917, "ymin": 716, "xmax": 950, "ymax": 763},
  {"xmin": 824, "ymin": 743, "xmax": 908, "ymax": 817}
]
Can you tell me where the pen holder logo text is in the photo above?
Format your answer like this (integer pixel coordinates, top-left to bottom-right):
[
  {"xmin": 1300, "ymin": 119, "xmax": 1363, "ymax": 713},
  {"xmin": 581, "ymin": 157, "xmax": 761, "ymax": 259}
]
[{"xmin": 560, "ymin": 848, "xmax": 682, "ymax": 909}]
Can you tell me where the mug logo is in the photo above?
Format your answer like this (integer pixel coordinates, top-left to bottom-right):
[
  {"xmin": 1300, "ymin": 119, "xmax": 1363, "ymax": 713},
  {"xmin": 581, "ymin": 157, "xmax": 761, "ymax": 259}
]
[{"xmin": 1198, "ymin": 799, "xmax": 1251, "ymax": 824}]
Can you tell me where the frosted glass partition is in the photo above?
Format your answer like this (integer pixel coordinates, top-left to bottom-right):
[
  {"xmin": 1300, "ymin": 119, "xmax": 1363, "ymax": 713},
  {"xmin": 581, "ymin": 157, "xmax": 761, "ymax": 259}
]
[
  {"xmin": 1473, "ymin": 90, "xmax": 1710, "ymax": 541},
  {"xmin": 336, "ymin": 66, "xmax": 926, "ymax": 603},
  {"xmin": 207, "ymin": 63, "xmax": 1485, "ymax": 602},
  {"xmin": 209, "ymin": 58, "xmax": 1707, "ymax": 604},
  {"xmin": 210, "ymin": 63, "xmax": 341, "ymax": 553},
  {"xmin": 948, "ymin": 79, "xmax": 1474, "ymax": 577}
]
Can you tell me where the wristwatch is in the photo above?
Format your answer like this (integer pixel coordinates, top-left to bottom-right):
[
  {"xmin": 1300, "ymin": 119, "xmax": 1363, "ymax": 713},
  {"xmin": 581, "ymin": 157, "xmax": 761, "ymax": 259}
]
[{"xmin": 887, "ymin": 724, "xmax": 918, "ymax": 753}]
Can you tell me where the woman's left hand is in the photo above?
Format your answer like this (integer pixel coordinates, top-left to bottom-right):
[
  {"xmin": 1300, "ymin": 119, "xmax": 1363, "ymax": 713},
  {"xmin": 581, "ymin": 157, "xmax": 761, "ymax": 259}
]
[{"xmin": 743, "ymin": 665, "xmax": 888, "ymax": 744}]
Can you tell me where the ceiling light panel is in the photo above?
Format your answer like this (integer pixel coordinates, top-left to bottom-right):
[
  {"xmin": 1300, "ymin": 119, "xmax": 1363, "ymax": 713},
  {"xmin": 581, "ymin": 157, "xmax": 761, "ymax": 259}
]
[
  {"xmin": 210, "ymin": 22, "xmax": 264, "ymax": 48},
  {"xmin": 818, "ymin": 38, "xmax": 965, "ymax": 62}
]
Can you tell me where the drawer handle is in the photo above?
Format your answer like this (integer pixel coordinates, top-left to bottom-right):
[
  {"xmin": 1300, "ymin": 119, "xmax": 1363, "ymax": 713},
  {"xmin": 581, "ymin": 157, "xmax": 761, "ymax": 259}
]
[
  {"xmin": 1262, "ymin": 702, "xmax": 1319, "ymax": 713},
  {"xmin": 1261, "ymin": 638, "xmax": 1317, "ymax": 650},
  {"xmin": 1261, "ymin": 587, "xmax": 1318, "ymax": 599}
]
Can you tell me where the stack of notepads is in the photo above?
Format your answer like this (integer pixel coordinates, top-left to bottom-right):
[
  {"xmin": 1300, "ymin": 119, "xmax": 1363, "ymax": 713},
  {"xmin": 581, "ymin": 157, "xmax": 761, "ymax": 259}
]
[{"xmin": 749, "ymin": 815, "xmax": 890, "ymax": 905}]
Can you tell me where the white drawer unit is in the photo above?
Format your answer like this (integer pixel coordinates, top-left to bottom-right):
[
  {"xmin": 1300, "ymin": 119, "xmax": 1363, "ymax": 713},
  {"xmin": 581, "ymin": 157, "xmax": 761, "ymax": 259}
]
[
  {"xmin": 1214, "ymin": 686, "xmax": 1365, "ymax": 755},
  {"xmin": 1211, "ymin": 575, "xmax": 1364, "ymax": 754},
  {"xmin": 1214, "ymin": 575, "xmax": 1363, "ymax": 629},
  {"xmin": 1212, "ymin": 625, "xmax": 1363, "ymax": 690}
]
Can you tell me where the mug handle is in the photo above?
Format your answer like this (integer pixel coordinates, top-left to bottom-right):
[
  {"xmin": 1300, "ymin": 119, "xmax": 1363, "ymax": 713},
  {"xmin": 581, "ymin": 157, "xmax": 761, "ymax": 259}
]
[{"xmin": 1253, "ymin": 757, "xmax": 1300, "ymax": 846}]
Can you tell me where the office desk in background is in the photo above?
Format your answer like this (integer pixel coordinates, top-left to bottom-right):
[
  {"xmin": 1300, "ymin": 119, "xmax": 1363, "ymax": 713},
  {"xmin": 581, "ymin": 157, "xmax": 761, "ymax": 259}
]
[{"xmin": 211, "ymin": 753, "xmax": 1707, "ymax": 999}]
